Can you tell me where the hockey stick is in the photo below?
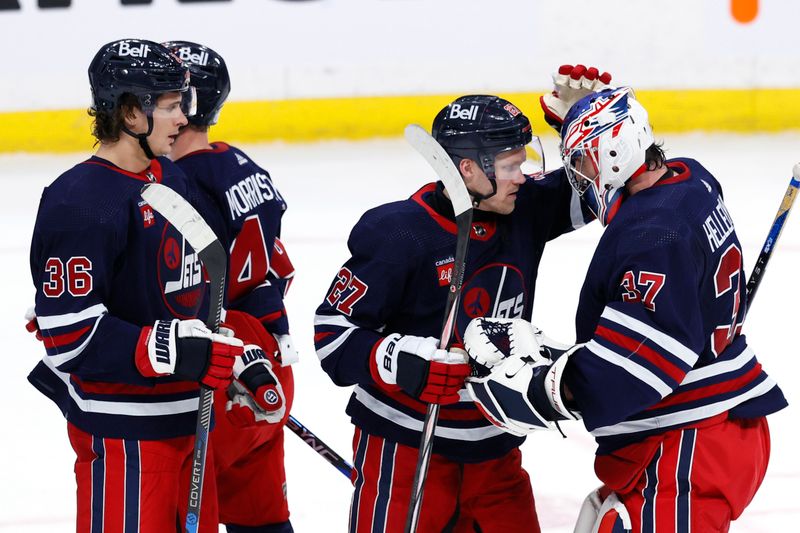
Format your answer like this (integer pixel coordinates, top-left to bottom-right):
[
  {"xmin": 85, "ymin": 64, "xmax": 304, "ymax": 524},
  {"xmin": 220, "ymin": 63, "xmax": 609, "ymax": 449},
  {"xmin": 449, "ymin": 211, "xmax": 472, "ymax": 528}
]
[
  {"xmin": 745, "ymin": 163, "xmax": 800, "ymax": 306},
  {"xmin": 403, "ymin": 124, "xmax": 474, "ymax": 533},
  {"xmin": 141, "ymin": 183, "xmax": 226, "ymax": 533},
  {"xmin": 286, "ymin": 414, "xmax": 354, "ymax": 478}
]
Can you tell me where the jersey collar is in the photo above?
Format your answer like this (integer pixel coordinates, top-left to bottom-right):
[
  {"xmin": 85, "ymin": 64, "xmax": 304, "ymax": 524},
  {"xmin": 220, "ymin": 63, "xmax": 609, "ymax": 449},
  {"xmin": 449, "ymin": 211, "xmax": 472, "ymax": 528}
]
[
  {"xmin": 411, "ymin": 183, "xmax": 497, "ymax": 241},
  {"xmin": 84, "ymin": 156, "xmax": 163, "ymax": 183}
]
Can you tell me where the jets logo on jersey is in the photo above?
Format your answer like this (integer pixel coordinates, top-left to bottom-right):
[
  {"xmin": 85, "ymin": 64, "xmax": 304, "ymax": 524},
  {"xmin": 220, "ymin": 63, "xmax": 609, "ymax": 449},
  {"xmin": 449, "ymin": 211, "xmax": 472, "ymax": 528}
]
[
  {"xmin": 158, "ymin": 225, "xmax": 204, "ymax": 319},
  {"xmin": 455, "ymin": 263, "xmax": 527, "ymax": 342},
  {"xmin": 463, "ymin": 287, "xmax": 491, "ymax": 317}
]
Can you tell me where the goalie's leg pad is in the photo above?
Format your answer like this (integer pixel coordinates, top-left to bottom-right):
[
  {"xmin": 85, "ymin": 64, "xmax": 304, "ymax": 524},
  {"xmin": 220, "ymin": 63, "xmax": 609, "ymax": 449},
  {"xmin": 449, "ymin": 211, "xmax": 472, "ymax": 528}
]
[{"xmin": 573, "ymin": 487, "xmax": 631, "ymax": 533}]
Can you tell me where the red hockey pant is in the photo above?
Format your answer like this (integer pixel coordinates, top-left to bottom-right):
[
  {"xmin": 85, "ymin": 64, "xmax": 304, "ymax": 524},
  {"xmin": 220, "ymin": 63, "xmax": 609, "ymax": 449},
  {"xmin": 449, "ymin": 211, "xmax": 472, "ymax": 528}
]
[
  {"xmin": 68, "ymin": 422, "xmax": 219, "ymax": 533},
  {"xmin": 595, "ymin": 415, "xmax": 771, "ymax": 533},
  {"xmin": 212, "ymin": 384, "xmax": 292, "ymax": 527},
  {"xmin": 348, "ymin": 428, "xmax": 540, "ymax": 533}
]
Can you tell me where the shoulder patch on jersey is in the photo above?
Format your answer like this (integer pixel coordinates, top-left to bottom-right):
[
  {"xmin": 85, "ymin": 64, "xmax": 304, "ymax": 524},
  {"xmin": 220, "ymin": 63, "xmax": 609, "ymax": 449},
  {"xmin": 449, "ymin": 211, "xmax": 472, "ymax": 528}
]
[{"xmin": 236, "ymin": 153, "xmax": 249, "ymax": 166}]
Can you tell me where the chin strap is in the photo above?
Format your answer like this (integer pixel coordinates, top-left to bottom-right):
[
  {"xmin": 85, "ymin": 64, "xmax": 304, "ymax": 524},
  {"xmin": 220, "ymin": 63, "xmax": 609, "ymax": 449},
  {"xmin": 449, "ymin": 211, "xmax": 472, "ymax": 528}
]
[
  {"xmin": 468, "ymin": 178, "xmax": 497, "ymax": 209},
  {"xmin": 122, "ymin": 116, "xmax": 156, "ymax": 160}
]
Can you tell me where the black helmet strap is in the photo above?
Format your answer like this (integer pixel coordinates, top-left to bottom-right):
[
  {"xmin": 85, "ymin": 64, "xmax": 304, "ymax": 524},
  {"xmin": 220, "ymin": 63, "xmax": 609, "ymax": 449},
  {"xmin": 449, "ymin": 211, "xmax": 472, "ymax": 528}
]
[
  {"xmin": 121, "ymin": 116, "xmax": 156, "ymax": 160},
  {"xmin": 453, "ymin": 154, "xmax": 499, "ymax": 209},
  {"xmin": 468, "ymin": 177, "xmax": 498, "ymax": 209}
]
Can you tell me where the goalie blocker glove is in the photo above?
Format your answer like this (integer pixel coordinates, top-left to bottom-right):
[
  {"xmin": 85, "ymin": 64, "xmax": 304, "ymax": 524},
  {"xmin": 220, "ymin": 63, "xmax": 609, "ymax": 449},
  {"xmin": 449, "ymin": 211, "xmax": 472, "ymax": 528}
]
[
  {"xmin": 226, "ymin": 344, "xmax": 287, "ymax": 426},
  {"xmin": 135, "ymin": 318, "xmax": 242, "ymax": 389},
  {"xmin": 464, "ymin": 317, "xmax": 580, "ymax": 436},
  {"xmin": 371, "ymin": 333, "xmax": 470, "ymax": 405}
]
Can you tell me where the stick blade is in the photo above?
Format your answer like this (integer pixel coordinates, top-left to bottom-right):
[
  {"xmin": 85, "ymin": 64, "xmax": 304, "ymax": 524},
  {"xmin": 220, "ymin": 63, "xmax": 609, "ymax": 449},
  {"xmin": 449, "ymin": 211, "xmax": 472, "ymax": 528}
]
[
  {"xmin": 793, "ymin": 162, "xmax": 800, "ymax": 181},
  {"xmin": 404, "ymin": 124, "xmax": 472, "ymax": 216},
  {"xmin": 141, "ymin": 183, "xmax": 217, "ymax": 253}
]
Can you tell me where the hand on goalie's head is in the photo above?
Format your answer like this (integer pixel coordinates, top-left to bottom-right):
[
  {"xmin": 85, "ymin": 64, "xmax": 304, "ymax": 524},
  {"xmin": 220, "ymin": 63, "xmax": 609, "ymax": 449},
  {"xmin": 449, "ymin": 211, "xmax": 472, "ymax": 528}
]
[{"xmin": 539, "ymin": 64, "xmax": 613, "ymax": 132}]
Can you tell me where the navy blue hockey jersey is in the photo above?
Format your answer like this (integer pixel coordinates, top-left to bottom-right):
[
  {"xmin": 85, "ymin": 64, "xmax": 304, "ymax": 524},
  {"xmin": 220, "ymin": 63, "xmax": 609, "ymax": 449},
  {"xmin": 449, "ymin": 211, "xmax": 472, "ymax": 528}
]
[
  {"xmin": 315, "ymin": 173, "xmax": 590, "ymax": 462},
  {"xmin": 565, "ymin": 158, "xmax": 787, "ymax": 454},
  {"xmin": 28, "ymin": 157, "xmax": 216, "ymax": 440},
  {"xmin": 175, "ymin": 142, "xmax": 291, "ymax": 335}
]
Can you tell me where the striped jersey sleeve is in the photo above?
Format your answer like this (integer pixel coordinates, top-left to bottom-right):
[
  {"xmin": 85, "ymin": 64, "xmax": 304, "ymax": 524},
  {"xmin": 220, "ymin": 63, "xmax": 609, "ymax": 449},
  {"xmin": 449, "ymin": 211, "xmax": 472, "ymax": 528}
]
[
  {"xmin": 30, "ymin": 191, "xmax": 149, "ymax": 385},
  {"xmin": 566, "ymin": 222, "xmax": 705, "ymax": 430},
  {"xmin": 314, "ymin": 215, "xmax": 408, "ymax": 388}
]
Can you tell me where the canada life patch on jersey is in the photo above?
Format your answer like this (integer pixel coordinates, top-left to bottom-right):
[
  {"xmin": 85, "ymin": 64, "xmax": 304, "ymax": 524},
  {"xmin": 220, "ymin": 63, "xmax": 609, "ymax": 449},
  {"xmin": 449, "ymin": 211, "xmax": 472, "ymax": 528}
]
[
  {"xmin": 138, "ymin": 200, "xmax": 155, "ymax": 228},
  {"xmin": 435, "ymin": 255, "xmax": 455, "ymax": 287},
  {"xmin": 157, "ymin": 224, "xmax": 205, "ymax": 319},
  {"xmin": 455, "ymin": 262, "xmax": 527, "ymax": 342}
]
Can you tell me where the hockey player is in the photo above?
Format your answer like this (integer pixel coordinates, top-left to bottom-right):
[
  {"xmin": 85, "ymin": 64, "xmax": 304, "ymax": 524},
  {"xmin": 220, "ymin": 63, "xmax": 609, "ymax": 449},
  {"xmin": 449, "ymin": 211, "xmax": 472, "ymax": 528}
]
[
  {"xmin": 464, "ymin": 87, "xmax": 788, "ymax": 532},
  {"xmin": 26, "ymin": 39, "xmax": 244, "ymax": 532},
  {"xmin": 313, "ymin": 85, "xmax": 606, "ymax": 531},
  {"xmin": 166, "ymin": 41, "xmax": 296, "ymax": 533}
]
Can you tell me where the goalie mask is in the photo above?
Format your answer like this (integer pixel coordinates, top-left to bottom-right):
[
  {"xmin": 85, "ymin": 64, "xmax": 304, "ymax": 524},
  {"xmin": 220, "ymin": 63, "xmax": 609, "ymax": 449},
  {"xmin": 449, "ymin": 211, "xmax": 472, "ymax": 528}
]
[
  {"xmin": 432, "ymin": 95, "xmax": 544, "ymax": 206},
  {"xmin": 560, "ymin": 87, "xmax": 654, "ymax": 225}
]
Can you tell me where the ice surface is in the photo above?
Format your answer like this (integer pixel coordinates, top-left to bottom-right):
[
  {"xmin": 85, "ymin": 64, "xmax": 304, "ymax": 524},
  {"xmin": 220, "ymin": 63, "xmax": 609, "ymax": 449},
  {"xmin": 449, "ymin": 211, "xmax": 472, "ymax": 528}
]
[{"xmin": 1, "ymin": 134, "xmax": 797, "ymax": 531}]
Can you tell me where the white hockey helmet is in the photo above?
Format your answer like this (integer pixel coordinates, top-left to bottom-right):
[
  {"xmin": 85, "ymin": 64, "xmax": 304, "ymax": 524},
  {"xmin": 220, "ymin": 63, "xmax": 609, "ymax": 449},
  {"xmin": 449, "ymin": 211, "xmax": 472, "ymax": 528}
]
[{"xmin": 560, "ymin": 87, "xmax": 654, "ymax": 225}]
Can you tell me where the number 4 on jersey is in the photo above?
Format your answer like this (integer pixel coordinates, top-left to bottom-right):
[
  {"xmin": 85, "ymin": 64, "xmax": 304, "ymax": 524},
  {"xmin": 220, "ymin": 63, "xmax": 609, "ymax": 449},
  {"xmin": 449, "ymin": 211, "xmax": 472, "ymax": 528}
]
[{"xmin": 228, "ymin": 215, "xmax": 269, "ymax": 302}]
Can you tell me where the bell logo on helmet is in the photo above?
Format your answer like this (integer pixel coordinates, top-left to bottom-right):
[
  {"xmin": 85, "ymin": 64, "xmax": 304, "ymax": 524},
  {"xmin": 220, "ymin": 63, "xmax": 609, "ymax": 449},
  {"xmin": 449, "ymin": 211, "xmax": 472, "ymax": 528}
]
[
  {"xmin": 118, "ymin": 41, "xmax": 150, "ymax": 58},
  {"xmin": 449, "ymin": 104, "xmax": 479, "ymax": 121},
  {"xmin": 175, "ymin": 47, "xmax": 209, "ymax": 67}
]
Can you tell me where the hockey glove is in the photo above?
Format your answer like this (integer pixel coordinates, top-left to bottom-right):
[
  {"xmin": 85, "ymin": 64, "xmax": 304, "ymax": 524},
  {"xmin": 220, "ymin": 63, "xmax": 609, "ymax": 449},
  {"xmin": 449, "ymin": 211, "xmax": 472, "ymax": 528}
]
[
  {"xmin": 464, "ymin": 317, "xmax": 574, "ymax": 375},
  {"xmin": 371, "ymin": 333, "xmax": 470, "ymax": 405},
  {"xmin": 226, "ymin": 344, "xmax": 286, "ymax": 427},
  {"xmin": 465, "ymin": 319, "xmax": 581, "ymax": 436},
  {"xmin": 464, "ymin": 317, "xmax": 545, "ymax": 376},
  {"xmin": 24, "ymin": 306, "xmax": 42, "ymax": 341},
  {"xmin": 135, "ymin": 319, "xmax": 242, "ymax": 389},
  {"xmin": 539, "ymin": 64, "xmax": 612, "ymax": 131}
]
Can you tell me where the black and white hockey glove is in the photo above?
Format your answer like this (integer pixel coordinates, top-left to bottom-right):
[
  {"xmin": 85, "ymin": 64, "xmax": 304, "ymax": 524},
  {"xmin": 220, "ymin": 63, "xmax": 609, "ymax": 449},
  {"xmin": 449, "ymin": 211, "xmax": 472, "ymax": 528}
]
[
  {"xmin": 539, "ymin": 64, "xmax": 613, "ymax": 131},
  {"xmin": 464, "ymin": 317, "xmax": 580, "ymax": 436},
  {"xmin": 463, "ymin": 317, "xmax": 573, "ymax": 374},
  {"xmin": 226, "ymin": 344, "xmax": 286, "ymax": 426},
  {"xmin": 135, "ymin": 319, "xmax": 242, "ymax": 389},
  {"xmin": 370, "ymin": 334, "xmax": 470, "ymax": 405}
]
